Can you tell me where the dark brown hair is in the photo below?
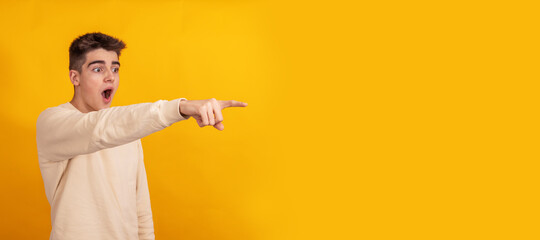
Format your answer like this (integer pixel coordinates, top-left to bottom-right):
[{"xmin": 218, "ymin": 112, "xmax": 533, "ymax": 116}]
[{"xmin": 69, "ymin": 32, "xmax": 126, "ymax": 72}]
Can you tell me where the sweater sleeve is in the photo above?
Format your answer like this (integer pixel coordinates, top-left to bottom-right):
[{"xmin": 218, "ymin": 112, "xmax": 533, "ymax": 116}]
[
  {"xmin": 36, "ymin": 98, "xmax": 190, "ymax": 162},
  {"xmin": 136, "ymin": 140, "xmax": 155, "ymax": 240}
]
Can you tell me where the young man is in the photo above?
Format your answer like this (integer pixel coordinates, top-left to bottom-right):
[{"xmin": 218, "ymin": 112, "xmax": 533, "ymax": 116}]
[{"xmin": 36, "ymin": 32, "xmax": 248, "ymax": 240}]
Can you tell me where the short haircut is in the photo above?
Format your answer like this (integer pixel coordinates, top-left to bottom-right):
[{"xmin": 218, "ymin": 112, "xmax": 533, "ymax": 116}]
[{"xmin": 69, "ymin": 32, "xmax": 126, "ymax": 72}]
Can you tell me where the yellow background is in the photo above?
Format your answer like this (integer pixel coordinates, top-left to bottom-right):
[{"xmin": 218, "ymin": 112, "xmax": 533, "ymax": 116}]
[{"xmin": 0, "ymin": 0, "xmax": 538, "ymax": 239}]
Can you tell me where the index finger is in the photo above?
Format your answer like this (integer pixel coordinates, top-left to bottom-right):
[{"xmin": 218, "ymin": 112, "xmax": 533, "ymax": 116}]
[{"xmin": 220, "ymin": 100, "xmax": 248, "ymax": 109}]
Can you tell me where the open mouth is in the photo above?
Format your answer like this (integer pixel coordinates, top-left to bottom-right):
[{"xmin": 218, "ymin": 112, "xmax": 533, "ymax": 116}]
[{"xmin": 102, "ymin": 89, "xmax": 113, "ymax": 102}]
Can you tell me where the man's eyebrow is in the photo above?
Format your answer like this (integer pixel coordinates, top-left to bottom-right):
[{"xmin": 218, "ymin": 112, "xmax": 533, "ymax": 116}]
[
  {"xmin": 87, "ymin": 60, "xmax": 105, "ymax": 67},
  {"xmin": 87, "ymin": 60, "xmax": 121, "ymax": 67}
]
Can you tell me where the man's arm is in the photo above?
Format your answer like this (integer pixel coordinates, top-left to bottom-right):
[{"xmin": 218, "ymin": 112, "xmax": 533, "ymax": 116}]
[
  {"xmin": 36, "ymin": 98, "xmax": 190, "ymax": 162},
  {"xmin": 136, "ymin": 141, "xmax": 155, "ymax": 240}
]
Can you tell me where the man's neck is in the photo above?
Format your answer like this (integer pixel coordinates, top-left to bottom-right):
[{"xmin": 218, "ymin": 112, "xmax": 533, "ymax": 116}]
[{"xmin": 70, "ymin": 95, "xmax": 91, "ymax": 113}]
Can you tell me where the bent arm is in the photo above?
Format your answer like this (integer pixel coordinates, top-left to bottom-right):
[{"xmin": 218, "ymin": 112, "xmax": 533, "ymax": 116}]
[{"xmin": 36, "ymin": 98, "xmax": 189, "ymax": 162}]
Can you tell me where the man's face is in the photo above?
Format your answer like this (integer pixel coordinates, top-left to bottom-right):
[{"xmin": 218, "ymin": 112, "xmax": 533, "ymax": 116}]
[{"xmin": 73, "ymin": 48, "xmax": 120, "ymax": 112}]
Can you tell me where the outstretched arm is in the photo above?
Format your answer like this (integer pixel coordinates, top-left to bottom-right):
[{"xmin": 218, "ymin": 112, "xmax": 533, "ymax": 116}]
[
  {"xmin": 36, "ymin": 98, "xmax": 248, "ymax": 161},
  {"xmin": 36, "ymin": 99, "xmax": 189, "ymax": 162}
]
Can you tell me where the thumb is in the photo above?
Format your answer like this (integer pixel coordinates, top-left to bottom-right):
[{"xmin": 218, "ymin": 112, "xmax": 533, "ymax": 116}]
[{"xmin": 213, "ymin": 122, "xmax": 225, "ymax": 131}]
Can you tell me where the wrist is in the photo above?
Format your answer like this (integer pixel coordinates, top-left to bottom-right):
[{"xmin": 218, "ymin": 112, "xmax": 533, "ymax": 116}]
[{"xmin": 178, "ymin": 99, "xmax": 190, "ymax": 119}]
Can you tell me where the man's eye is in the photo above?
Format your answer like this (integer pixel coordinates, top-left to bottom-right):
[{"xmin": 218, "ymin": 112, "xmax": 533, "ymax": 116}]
[
  {"xmin": 92, "ymin": 67, "xmax": 102, "ymax": 73},
  {"xmin": 112, "ymin": 67, "xmax": 119, "ymax": 73}
]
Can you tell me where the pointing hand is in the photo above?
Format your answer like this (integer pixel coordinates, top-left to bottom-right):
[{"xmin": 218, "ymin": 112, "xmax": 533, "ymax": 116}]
[{"xmin": 178, "ymin": 98, "xmax": 248, "ymax": 130}]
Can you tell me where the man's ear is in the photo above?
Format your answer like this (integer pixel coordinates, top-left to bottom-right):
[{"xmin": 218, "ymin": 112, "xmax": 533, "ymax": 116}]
[{"xmin": 69, "ymin": 70, "xmax": 80, "ymax": 86}]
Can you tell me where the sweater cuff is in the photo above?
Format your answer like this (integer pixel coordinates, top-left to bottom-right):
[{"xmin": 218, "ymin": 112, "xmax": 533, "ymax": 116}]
[{"xmin": 160, "ymin": 98, "xmax": 191, "ymax": 125}]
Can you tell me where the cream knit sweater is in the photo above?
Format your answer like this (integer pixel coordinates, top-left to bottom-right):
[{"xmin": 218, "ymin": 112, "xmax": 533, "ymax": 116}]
[{"xmin": 36, "ymin": 98, "xmax": 190, "ymax": 240}]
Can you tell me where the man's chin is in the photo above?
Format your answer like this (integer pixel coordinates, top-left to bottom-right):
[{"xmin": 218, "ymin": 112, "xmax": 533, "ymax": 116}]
[
  {"xmin": 97, "ymin": 102, "xmax": 112, "ymax": 111},
  {"xmin": 102, "ymin": 103, "xmax": 112, "ymax": 109}
]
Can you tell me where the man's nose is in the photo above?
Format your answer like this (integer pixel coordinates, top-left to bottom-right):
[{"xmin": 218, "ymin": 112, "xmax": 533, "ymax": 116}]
[{"xmin": 104, "ymin": 69, "xmax": 115, "ymax": 82}]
